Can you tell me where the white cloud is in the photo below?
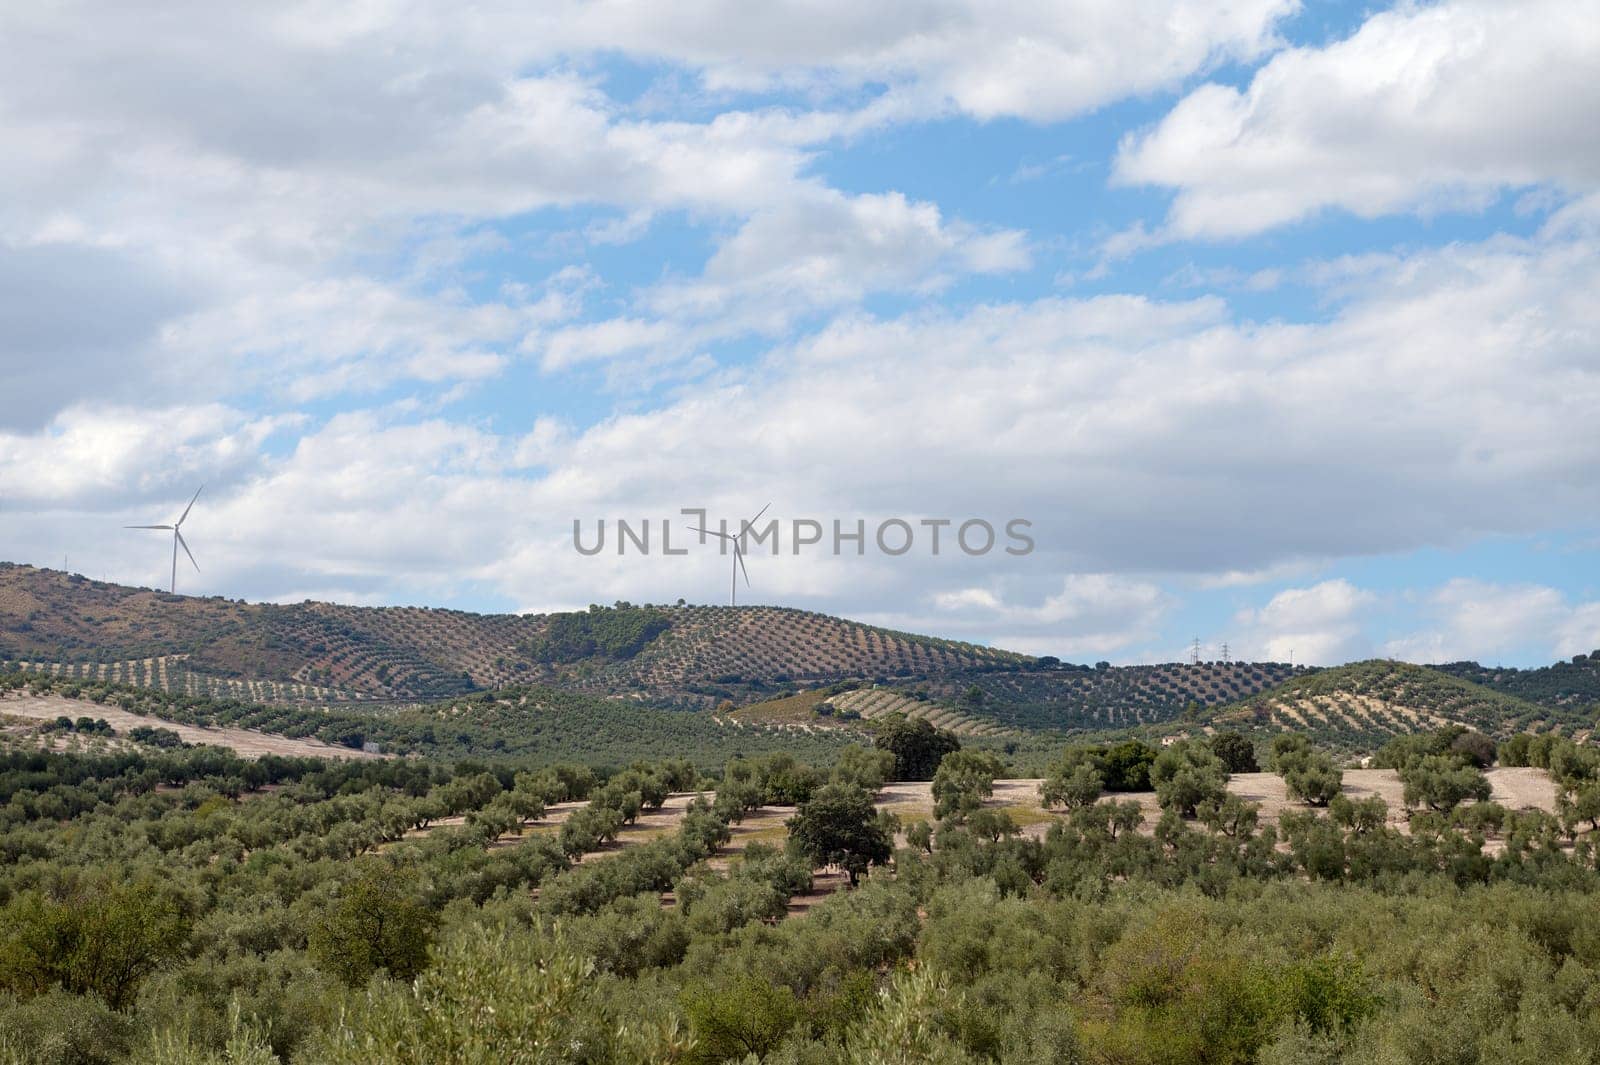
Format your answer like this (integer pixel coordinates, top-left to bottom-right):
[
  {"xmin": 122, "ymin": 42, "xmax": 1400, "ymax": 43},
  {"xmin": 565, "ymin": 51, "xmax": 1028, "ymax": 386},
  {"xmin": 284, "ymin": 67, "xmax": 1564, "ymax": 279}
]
[
  {"xmin": 1384, "ymin": 579, "xmax": 1600, "ymax": 664},
  {"xmin": 5, "ymin": 212, "xmax": 1598, "ymax": 628},
  {"xmin": 1117, "ymin": 0, "xmax": 1600, "ymax": 237},
  {"xmin": 1232, "ymin": 579, "xmax": 1376, "ymax": 664},
  {"xmin": 0, "ymin": 405, "xmax": 289, "ymax": 506},
  {"xmin": 505, "ymin": 1, "xmax": 1296, "ymax": 121}
]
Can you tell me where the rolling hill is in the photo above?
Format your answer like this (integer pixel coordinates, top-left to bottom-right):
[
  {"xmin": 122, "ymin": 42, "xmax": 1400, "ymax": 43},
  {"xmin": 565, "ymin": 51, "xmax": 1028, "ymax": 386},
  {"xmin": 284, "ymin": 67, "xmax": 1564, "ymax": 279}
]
[
  {"xmin": 1207, "ymin": 659, "xmax": 1591, "ymax": 753},
  {"xmin": 0, "ymin": 564, "xmax": 1021, "ymax": 706},
  {"xmin": 903, "ymin": 660, "xmax": 1308, "ymax": 732},
  {"xmin": 5, "ymin": 564, "xmax": 1591, "ymax": 754},
  {"xmin": 1431, "ymin": 652, "xmax": 1600, "ymax": 711}
]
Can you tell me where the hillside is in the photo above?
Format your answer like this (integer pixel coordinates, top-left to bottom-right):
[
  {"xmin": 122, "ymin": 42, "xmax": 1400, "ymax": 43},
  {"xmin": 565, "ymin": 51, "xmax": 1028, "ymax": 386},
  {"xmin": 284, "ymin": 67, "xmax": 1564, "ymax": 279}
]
[
  {"xmin": 728, "ymin": 683, "xmax": 1010, "ymax": 737},
  {"xmin": 1208, "ymin": 659, "xmax": 1583, "ymax": 752},
  {"xmin": 906, "ymin": 660, "xmax": 1307, "ymax": 732},
  {"xmin": 0, "ymin": 564, "xmax": 1021, "ymax": 706},
  {"xmin": 1432, "ymin": 652, "xmax": 1600, "ymax": 711}
]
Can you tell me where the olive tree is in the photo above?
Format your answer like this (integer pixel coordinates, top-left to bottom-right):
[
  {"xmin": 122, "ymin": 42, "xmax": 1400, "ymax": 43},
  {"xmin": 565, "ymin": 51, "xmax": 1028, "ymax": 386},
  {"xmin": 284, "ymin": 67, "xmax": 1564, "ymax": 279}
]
[
  {"xmin": 1273, "ymin": 735, "xmax": 1343, "ymax": 807},
  {"xmin": 1400, "ymin": 755, "xmax": 1491, "ymax": 813},
  {"xmin": 1150, "ymin": 741, "xmax": 1228, "ymax": 818}
]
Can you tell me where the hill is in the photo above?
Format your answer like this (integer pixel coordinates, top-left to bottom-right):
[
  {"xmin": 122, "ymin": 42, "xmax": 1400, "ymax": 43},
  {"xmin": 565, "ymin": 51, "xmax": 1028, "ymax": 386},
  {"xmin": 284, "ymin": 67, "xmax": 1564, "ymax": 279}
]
[
  {"xmin": 903, "ymin": 660, "xmax": 1308, "ymax": 732},
  {"xmin": 1208, "ymin": 659, "xmax": 1586, "ymax": 753},
  {"xmin": 0, "ymin": 564, "xmax": 1021, "ymax": 706},
  {"xmin": 1431, "ymin": 652, "xmax": 1600, "ymax": 711},
  {"xmin": 728, "ymin": 683, "xmax": 1011, "ymax": 737}
]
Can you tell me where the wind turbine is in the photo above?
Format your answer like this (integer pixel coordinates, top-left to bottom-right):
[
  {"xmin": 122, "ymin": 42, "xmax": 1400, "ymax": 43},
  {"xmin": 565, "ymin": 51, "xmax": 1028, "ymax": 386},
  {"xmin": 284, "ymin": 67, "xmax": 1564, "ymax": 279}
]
[
  {"xmin": 691, "ymin": 503, "xmax": 770, "ymax": 607},
  {"xmin": 126, "ymin": 485, "xmax": 203, "ymax": 594}
]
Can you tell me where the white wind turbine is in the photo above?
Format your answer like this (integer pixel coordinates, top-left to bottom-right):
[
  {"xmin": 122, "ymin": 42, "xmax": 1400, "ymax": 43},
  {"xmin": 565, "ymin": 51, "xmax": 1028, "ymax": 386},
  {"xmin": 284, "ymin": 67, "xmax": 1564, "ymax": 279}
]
[
  {"xmin": 126, "ymin": 485, "xmax": 203, "ymax": 594},
  {"xmin": 691, "ymin": 503, "xmax": 771, "ymax": 607}
]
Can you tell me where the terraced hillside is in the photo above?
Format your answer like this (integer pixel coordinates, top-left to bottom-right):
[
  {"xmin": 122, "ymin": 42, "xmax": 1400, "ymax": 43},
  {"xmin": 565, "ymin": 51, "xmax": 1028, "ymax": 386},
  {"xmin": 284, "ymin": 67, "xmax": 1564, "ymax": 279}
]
[
  {"xmin": 0, "ymin": 565, "xmax": 1022, "ymax": 706},
  {"xmin": 576, "ymin": 605, "xmax": 1026, "ymax": 703},
  {"xmin": 824, "ymin": 686, "xmax": 1008, "ymax": 736},
  {"xmin": 1432, "ymin": 651, "xmax": 1600, "ymax": 711},
  {"xmin": 1210, "ymin": 660, "xmax": 1578, "ymax": 753},
  {"xmin": 915, "ymin": 660, "xmax": 1305, "ymax": 731}
]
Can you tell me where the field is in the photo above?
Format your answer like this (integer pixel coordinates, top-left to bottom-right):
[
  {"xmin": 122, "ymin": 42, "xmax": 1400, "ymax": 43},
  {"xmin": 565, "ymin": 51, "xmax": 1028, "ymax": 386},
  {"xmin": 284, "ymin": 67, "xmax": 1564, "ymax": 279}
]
[
  {"xmin": 0, "ymin": 692, "xmax": 384, "ymax": 759},
  {"xmin": 4, "ymin": 669, "xmax": 1600, "ymax": 1064}
]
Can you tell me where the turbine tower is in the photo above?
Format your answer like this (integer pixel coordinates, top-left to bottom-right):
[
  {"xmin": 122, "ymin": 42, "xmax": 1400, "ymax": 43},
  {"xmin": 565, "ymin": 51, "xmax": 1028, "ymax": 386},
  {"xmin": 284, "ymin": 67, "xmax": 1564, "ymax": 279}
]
[
  {"xmin": 691, "ymin": 503, "xmax": 771, "ymax": 606},
  {"xmin": 126, "ymin": 485, "xmax": 203, "ymax": 594}
]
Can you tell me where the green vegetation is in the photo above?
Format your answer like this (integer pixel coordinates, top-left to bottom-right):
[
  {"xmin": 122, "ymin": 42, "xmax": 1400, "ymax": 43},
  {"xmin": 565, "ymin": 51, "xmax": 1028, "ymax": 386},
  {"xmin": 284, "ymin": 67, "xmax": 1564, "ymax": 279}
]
[
  {"xmin": 1273, "ymin": 734, "xmax": 1343, "ymax": 806},
  {"xmin": 873, "ymin": 716, "xmax": 961, "ymax": 781},
  {"xmin": 1435, "ymin": 650, "xmax": 1600, "ymax": 711},
  {"xmin": 0, "ymin": 670, "xmax": 855, "ymax": 768},
  {"xmin": 915, "ymin": 660, "xmax": 1300, "ymax": 732},
  {"xmin": 1149, "ymin": 739, "xmax": 1228, "ymax": 817},
  {"xmin": 786, "ymin": 784, "xmax": 895, "ymax": 886},
  {"xmin": 1215, "ymin": 660, "xmax": 1571, "ymax": 752},
  {"xmin": 1208, "ymin": 730, "xmax": 1259, "ymax": 773},
  {"xmin": 0, "ymin": 730, "xmax": 1595, "ymax": 1064},
  {"xmin": 520, "ymin": 604, "xmax": 672, "ymax": 663}
]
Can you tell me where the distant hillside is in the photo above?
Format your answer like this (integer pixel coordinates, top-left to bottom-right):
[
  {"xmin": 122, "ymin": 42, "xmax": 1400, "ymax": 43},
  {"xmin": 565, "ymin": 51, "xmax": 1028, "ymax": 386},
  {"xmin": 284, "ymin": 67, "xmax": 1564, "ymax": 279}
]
[
  {"xmin": 1431, "ymin": 652, "xmax": 1600, "ymax": 711},
  {"xmin": 1209, "ymin": 660, "xmax": 1583, "ymax": 752},
  {"xmin": 0, "ymin": 564, "xmax": 1021, "ymax": 706},
  {"xmin": 907, "ymin": 660, "xmax": 1307, "ymax": 732},
  {"xmin": 729, "ymin": 683, "xmax": 1010, "ymax": 737}
]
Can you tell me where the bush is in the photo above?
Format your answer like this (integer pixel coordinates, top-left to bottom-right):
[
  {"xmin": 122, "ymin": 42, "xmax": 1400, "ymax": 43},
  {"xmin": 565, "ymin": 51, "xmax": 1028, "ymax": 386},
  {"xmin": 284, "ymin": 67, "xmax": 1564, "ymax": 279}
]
[
  {"xmin": 308, "ymin": 863, "xmax": 437, "ymax": 986},
  {"xmin": 1273, "ymin": 736, "xmax": 1342, "ymax": 807},
  {"xmin": 874, "ymin": 717, "xmax": 960, "ymax": 782},
  {"xmin": 1400, "ymin": 755, "xmax": 1492, "ymax": 813},
  {"xmin": 1210, "ymin": 731, "xmax": 1260, "ymax": 774},
  {"xmin": 1150, "ymin": 741, "xmax": 1228, "ymax": 818}
]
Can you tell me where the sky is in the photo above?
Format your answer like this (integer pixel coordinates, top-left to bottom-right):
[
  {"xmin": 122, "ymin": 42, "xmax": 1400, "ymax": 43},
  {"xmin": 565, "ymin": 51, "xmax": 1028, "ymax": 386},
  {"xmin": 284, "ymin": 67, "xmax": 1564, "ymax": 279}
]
[{"xmin": 1, "ymin": 0, "xmax": 1597, "ymax": 668}]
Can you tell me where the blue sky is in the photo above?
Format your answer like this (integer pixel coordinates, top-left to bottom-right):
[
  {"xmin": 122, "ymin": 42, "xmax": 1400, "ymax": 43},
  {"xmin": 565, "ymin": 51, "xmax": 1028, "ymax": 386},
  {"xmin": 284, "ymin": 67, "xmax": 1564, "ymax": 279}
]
[{"xmin": 1, "ymin": 0, "xmax": 1597, "ymax": 666}]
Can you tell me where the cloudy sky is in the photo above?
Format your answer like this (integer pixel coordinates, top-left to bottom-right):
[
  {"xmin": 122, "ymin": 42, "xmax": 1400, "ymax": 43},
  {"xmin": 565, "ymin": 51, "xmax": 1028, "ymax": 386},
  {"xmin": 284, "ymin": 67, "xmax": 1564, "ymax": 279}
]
[{"xmin": 2, "ymin": 0, "xmax": 1597, "ymax": 667}]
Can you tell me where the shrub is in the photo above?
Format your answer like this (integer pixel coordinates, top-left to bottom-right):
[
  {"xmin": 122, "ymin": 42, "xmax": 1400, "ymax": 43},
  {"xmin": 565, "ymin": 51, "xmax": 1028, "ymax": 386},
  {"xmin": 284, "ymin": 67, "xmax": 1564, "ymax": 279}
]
[
  {"xmin": 1209, "ymin": 731, "xmax": 1260, "ymax": 774},
  {"xmin": 1150, "ymin": 741, "xmax": 1228, "ymax": 818},
  {"xmin": 874, "ymin": 717, "xmax": 960, "ymax": 782},
  {"xmin": 1400, "ymin": 755, "xmax": 1491, "ymax": 813}
]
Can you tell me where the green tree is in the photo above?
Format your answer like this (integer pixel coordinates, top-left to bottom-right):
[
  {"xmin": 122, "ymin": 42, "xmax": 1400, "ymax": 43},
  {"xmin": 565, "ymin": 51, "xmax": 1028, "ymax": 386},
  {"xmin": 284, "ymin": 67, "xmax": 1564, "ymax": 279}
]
[
  {"xmin": 1209, "ymin": 731, "xmax": 1260, "ymax": 773},
  {"xmin": 1273, "ymin": 736, "xmax": 1343, "ymax": 807},
  {"xmin": 787, "ymin": 784, "xmax": 893, "ymax": 886},
  {"xmin": 874, "ymin": 716, "xmax": 960, "ymax": 781},
  {"xmin": 1150, "ymin": 741, "xmax": 1228, "ymax": 818},
  {"xmin": 308, "ymin": 863, "xmax": 438, "ymax": 986},
  {"xmin": 0, "ymin": 874, "xmax": 190, "ymax": 1011},
  {"xmin": 1102, "ymin": 740, "xmax": 1159, "ymax": 791},
  {"xmin": 682, "ymin": 974, "xmax": 800, "ymax": 1063},
  {"xmin": 832, "ymin": 745, "xmax": 897, "ymax": 793},
  {"xmin": 1400, "ymin": 755, "xmax": 1492, "ymax": 813},
  {"xmin": 931, "ymin": 750, "xmax": 1004, "ymax": 820},
  {"xmin": 1039, "ymin": 761, "xmax": 1103, "ymax": 811}
]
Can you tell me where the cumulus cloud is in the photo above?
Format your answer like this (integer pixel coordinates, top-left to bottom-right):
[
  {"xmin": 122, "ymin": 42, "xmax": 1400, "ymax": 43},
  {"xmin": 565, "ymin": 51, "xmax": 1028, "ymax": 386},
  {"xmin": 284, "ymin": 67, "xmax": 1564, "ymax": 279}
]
[
  {"xmin": 1232, "ymin": 579, "xmax": 1376, "ymax": 664},
  {"xmin": 10, "ymin": 213, "xmax": 1589, "ymax": 655},
  {"xmin": 1384, "ymin": 579, "xmax": 1600, "ymax": 664},
  {"xmin": 1117, "ymin": 0, "xmax": 1600, "ymax": 236},
  {"xmin": 923, "ymin": 574, "xmax": 1171, "ymax": 656}
]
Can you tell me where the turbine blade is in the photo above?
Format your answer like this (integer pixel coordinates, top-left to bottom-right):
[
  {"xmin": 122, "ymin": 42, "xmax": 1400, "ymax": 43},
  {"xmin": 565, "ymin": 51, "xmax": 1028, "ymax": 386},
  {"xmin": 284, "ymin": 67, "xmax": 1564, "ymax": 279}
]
[
  {"xmin": 176, "ymin": 529, "xmax": 199, "ymax": 572},
  {"xmin": 745, "ymin": 502, "xmax": 771, "ymax": 526},
  {"xmin": 734, "ymin": 542, "xmax": 750, "ymax": 587},
  {"xmin": 125, "ymin": 525, "xmax": 173, "ymax": 530},
  {"xmin": 177, "ymin": 483, "xmax": 204, "ymax": 526},
  {"xmin": 688, "ymin": 525, "xmax": 734, "ymax": 541}
]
